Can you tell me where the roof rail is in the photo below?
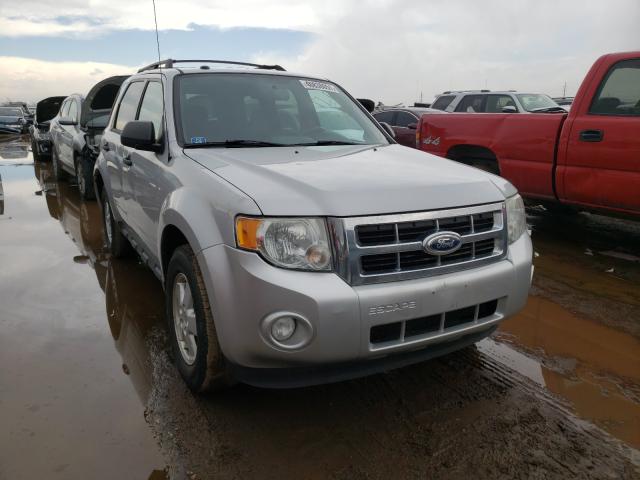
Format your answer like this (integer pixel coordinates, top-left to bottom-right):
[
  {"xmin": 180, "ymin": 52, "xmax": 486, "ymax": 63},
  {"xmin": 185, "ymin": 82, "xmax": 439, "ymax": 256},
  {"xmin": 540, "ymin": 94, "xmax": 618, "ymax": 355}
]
[
  {"xmin": 137, "ymin": 59, "xmax": 286, "ymax": 73},
  {"xmin": 442, "ymin": 89, "xmax": 491, "ymax": 94}
]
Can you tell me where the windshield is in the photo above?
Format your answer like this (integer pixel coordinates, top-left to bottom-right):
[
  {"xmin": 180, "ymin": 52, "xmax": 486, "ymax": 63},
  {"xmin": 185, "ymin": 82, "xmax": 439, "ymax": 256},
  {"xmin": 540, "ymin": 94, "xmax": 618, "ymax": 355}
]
[
  {"xmin": 176, "ymin": 73, "xmax": 389, "ymax": 147},
  {"xmin": 516, "ymin": 94, "xmax": 561, "ymax": 112},
  {"xmin": 0, "ymin": 107, "xmax": 22, "ymax": 117}
]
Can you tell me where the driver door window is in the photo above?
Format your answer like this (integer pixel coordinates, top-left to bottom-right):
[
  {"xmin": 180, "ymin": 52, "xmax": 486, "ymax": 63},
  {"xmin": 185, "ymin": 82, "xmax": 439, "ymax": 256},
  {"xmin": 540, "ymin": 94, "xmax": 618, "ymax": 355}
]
[
  {"xmin": 590, "ymin": 59, "xmax": 640, "ymax": 115},
  {"xmin": 485, "ymin": 95, "xmax": 517, "ymax": 113}
]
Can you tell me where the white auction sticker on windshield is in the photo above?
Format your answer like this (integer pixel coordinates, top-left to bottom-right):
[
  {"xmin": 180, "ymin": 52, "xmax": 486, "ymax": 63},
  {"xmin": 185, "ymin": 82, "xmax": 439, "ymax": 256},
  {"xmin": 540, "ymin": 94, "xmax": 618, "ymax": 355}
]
[{"xmin": 299, "ymin": 79, "xmax": 339, "ymax": 93}]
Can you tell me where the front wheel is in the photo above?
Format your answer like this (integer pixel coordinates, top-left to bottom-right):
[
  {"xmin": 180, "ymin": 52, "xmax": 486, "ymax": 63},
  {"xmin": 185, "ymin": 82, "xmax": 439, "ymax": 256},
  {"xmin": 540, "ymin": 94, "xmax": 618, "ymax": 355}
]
[
  {"xmin": 76, "ymin": 154, "xmax": 96, "ymax": 200},
  {"xmin": 166, "ymin": 245, "xmax": 232, "ymax": 392},
  {"xmin": 101, "ymin": 189, "xmax": 131, "ymax": 257}
]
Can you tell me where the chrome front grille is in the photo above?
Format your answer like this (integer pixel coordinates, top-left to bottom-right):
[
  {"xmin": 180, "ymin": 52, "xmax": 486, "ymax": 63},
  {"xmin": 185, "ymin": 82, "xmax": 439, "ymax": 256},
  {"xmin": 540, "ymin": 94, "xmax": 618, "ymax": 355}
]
[{"xmin": 329, "ymin": 202, "xmax": 507, "ymax": 285}]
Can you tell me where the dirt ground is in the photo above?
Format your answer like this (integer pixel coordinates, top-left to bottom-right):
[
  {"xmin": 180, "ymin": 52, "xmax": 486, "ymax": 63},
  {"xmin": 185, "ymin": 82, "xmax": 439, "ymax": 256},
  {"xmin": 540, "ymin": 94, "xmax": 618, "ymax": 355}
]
[{"xmin": 0, "ymin": 135, "xmax": 638, "ymax": 479}]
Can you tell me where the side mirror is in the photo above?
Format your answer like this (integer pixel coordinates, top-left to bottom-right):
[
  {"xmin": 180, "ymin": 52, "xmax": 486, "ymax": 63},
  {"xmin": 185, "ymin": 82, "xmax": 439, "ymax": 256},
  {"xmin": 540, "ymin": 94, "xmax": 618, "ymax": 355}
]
[
  {"xmin": 501, "ymin": 105, "xmax": 517, "ymax": 113},
  {"xmin": 379, "ymin": 122, "xmax": 396, "ymax": 138},
  {"xmin": 121, "ymin": 121, "xmax": 163, "ymax": 152},
  {"xmin": 407, "ymin": 122, "xmax": 418, "ymax": 130},
  {"xmin": 357, "ymin": 98, "xmax": 375, "ymax": 113},
  {"xmin": 58, "ymin": 116, "xmax": 77, "ymax": 126}
]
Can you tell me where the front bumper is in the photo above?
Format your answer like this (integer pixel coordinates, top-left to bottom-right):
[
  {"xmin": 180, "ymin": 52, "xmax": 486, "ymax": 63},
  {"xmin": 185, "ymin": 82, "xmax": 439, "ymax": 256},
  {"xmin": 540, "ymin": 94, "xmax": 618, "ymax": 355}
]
[{"xmin": 198, "ymin": 233, "xmax": 532, "ymax": 384}]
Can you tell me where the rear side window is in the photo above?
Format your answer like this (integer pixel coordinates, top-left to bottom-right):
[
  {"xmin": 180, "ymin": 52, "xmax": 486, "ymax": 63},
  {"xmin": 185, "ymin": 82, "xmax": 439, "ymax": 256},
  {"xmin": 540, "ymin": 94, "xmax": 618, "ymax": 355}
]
[
  {"xmin": 590, "ymin": 58, "xmax": 640, "ymax": 116},
  {"xmin": 431, "ymin": 95, "xmax": 455, "ymax": 110},
  {"xmin": 455, "ymin": 95, "xmax": 485, "ymax": 112},
  {"xmin": 115, "ymin": 82, "xmax": 145, "ymax": 131},
  {"xmin": 485, "ymin": 95, "xmax": 517, "ymax": 113},
  {"xmin": 137, "ymin": 82, "xmax": 164, "ymax": 140},
  {"xmin": 373, "ymin": 111, "xmax": 394, "ymax": 124}
]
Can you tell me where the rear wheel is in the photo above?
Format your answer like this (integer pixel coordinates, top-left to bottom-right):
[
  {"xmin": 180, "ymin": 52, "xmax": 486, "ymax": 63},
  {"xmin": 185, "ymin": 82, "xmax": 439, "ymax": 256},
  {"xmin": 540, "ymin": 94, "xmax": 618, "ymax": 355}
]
[
  {"xmin": 76, "ymin": 154, "xmax": 96, "ymax": 200},
  {"xmin": 101, "ymin": 189, "xmax": 131, "ymax": 257},
  {"xmin": 166, "ymin": 245, "xmax": 232, "ymax": 392}
]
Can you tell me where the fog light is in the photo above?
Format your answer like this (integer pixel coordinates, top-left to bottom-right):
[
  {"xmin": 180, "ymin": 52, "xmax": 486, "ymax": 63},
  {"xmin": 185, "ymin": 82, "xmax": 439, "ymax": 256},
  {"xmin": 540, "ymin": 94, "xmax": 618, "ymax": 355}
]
[{"xmin": 271, "ymin": 316, "xmax": 296, "ymax": 341}]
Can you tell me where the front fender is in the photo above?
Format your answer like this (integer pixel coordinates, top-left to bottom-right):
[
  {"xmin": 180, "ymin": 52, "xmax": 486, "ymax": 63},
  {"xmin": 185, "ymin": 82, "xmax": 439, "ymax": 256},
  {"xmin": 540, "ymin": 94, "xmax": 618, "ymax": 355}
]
[{"xmin": 158, "ymin": 185, "xmax": 260, "ymax": 276}]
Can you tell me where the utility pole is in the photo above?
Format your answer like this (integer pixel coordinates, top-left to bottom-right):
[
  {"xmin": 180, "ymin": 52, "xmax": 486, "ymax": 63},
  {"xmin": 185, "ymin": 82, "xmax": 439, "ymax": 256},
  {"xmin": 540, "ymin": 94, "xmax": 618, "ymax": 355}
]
[{"xmin": 563, "ymin": 81, "xmax": 567, "ymax": 97}]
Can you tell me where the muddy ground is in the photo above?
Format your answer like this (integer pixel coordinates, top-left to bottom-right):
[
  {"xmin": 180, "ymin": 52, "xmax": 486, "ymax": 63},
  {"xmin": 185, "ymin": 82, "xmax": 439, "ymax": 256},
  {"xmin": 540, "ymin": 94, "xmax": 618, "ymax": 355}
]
[{"xmin": 0, "ymin": 135, "xmax": 638, "ymax": 479}]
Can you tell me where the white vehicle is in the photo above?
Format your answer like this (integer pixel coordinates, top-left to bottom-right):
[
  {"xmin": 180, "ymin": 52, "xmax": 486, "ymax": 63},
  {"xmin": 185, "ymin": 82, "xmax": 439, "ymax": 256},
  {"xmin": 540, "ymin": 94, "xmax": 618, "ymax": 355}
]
[{"xmin": 431, "ymin": 90, "xmax": 567, "ymax": 113}]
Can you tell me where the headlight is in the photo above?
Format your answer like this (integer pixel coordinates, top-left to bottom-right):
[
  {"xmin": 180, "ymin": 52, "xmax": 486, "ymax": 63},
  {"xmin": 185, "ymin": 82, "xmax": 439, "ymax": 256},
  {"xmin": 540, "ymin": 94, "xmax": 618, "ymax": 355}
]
[
  {"xmin": 505, "ymin": 194, "xmax": 527, "ymax": 244},
  {"xmin": 236, "ymin": 217, "xmax": 332, "ymax": 271}
]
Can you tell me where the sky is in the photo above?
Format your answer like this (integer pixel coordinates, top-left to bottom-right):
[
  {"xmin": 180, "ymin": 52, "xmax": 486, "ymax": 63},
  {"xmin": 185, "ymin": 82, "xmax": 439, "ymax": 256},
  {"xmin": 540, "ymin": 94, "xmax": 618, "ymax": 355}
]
[{"xmin": 1, "ymin": 0, "xmax": 638, "ymax": 104}]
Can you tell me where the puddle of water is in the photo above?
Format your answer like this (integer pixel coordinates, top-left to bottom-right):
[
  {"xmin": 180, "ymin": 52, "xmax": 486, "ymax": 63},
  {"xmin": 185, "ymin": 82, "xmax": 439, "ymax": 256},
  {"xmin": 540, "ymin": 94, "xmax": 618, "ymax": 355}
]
[
  {"xmin": 492, "ymin": 295, "xmax": 640, "ymax": 449},
  {"xmin": 527, "ymin": 210, "xmax": 640, "ymax": 301},
  {"xmin": 0, "ymin": 148, "xmax": 167, "ymax": 479}
]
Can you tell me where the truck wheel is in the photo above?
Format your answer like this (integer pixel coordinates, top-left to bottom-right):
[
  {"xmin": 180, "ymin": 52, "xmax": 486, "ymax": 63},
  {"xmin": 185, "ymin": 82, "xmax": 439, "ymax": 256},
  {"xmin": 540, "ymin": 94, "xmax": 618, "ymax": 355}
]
[
  {"xmin": 101, "ymin": 189, "xmax": 131, "ymax": 257},
  {"xmin": 76, "ymin": 154, "xmax": 96, "ymax": 200},
  {"xmin": 52, "ymin": 148, "xmax": 66, "ymax": 181},
  {"xmin": 166, "ymin": 245, "xmax": 232, "ymax": 392}
]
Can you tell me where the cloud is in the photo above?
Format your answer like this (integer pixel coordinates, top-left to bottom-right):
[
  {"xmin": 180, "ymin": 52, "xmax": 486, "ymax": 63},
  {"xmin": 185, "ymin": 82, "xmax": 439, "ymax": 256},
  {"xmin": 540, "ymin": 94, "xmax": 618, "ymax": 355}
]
[
  {"xmin": 0, "ymin": 57, "xmax": 133, "ymax": 103},
  {"xmin": 0, "ymin": 0, "xmax": 322, "ymax": 36},
  {"xmin": 1, "ymin": 0, "xmax": 638, "ymax": 103},
  {"xmin": 254, "ymin": 0, "xmax": 640, "ymax": 102}
]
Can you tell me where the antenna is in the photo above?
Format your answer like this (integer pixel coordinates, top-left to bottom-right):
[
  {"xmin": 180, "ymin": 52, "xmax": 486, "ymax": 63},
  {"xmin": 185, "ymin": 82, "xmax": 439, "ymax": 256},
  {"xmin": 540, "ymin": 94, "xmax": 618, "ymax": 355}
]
[
  {"xmin": 152, "ymin": 0, "xmax": 162, "ymax": 63},
  {"xmin": 150, "ymin": 0, "xmax": 170, "ymax": 160}
]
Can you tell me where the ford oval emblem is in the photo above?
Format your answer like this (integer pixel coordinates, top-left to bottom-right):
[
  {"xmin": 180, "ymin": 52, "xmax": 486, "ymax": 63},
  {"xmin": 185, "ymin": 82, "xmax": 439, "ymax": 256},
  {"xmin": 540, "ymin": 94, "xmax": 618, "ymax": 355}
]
[{"xmin": 422, "ymin": 231, "xmax": 463, "ymax": 256}]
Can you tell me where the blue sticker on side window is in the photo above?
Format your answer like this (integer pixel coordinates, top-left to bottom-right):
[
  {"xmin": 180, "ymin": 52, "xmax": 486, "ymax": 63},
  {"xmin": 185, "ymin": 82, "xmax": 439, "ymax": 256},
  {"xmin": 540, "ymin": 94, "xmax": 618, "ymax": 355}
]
[{"xmin": 191, "ymin": 136, "xmax": 207, "ymax": 144}]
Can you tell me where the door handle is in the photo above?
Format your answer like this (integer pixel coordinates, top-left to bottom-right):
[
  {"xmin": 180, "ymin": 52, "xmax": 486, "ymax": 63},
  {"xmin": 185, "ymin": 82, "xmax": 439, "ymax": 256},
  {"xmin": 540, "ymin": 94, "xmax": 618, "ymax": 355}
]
[
  {"xmin": 579, "ymin": 129, "xmax": 603, "ymax": 142},
  {"xmin": 123, "ymin": 153, "xmax": 133, "ymax": 166}
]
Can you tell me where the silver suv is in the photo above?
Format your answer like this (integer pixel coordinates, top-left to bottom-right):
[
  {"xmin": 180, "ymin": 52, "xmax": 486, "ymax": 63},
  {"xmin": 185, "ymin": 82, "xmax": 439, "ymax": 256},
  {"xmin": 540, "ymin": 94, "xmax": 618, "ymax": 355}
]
[
  {"xmin": 431, "ymin": 90, "xmax": 566, "ymax": 113},
  {"xmin": 94, "ymin": 59, "xmax": 533, "ymax": 392}
]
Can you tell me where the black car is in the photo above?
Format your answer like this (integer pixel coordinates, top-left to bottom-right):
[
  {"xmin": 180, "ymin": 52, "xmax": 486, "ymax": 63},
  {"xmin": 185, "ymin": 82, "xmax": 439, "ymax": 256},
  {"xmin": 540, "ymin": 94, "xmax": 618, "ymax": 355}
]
[
  {"xmin": 29, "ymin": 96, "xmax": 66, "ymax": 161},
  {"xmin": 2, "ymin": 102, "xmax": 34, "ymax": 128},
  {"xmin": 50, "ymin": 75, "xmax": 128, "ymax": 199},
  {"xmin": 0, "ymin": 106, "xmax": 28, "ymax": 134}
]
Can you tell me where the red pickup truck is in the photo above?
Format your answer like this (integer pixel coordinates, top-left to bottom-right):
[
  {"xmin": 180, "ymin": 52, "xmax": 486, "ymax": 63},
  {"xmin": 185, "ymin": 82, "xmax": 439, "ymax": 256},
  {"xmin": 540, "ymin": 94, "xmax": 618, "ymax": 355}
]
[{"xmin": 417, "ymin": 51, "xmax": 640, "ymax": 218}]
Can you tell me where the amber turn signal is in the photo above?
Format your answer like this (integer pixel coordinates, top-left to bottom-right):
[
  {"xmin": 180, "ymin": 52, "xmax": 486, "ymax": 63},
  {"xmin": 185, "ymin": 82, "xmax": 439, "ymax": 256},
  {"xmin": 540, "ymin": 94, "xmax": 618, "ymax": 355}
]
[{"xmin": 236, "ymin": 217, "xmax": 262, "ymax": 250}]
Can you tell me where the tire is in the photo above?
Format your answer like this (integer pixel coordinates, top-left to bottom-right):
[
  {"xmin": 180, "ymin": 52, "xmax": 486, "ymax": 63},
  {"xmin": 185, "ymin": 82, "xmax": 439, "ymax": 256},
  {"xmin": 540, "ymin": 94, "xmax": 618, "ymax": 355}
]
[
  {"xmin": 165, "ymin": 245, "xmax": 232, "ymax": 392},
  {"xmin": 101, "ymin": 189, "xmax": 131, "ymax": 257},
  {"xmin": 76, "ymin": 153, "xmax": 96, "ymax": 200},
  {"xmin": 52, "ymin": 147, "xmax": 67, "ymax": 181}
]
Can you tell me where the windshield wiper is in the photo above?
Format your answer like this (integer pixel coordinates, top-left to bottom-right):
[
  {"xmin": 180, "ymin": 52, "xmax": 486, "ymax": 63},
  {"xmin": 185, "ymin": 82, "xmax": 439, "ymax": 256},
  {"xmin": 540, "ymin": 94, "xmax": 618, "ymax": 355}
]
[
  {"xmin": 530, "ymin": 106, "xmax": 567, "ymax": 113},
  {"xmin": 184, "ymin": 139, "xmax": 289, "ymax": 148},
  {"xmin": 293, "ymin": 140, "xmax": 363, "ymax": 146}
]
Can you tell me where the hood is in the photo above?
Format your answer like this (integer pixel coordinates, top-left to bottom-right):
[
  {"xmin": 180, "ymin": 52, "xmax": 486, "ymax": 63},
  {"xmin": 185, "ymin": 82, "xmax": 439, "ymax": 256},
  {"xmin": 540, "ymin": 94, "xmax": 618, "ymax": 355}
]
[
  {"xmin": 184, "ymin": 144, "xmax": 507, "ymax": 216},
  {"xmin": 36, "ymin": 96, "xmax": 66, "ymax": 124},
  {"xmin": 81, "ymin": 75, "xmax": 129, "ymax": 128}
]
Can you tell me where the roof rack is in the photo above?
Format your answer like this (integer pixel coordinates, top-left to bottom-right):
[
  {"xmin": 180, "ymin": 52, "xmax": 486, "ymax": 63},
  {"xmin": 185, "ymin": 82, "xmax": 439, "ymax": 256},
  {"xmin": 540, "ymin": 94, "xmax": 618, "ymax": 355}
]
[
  {"xmin": 137, "ymin": 59, "xmax": 286, "ymax": 73},
  {"xmin": 442, "ymin": 89, "xmax": 491, "ymax": 94}
]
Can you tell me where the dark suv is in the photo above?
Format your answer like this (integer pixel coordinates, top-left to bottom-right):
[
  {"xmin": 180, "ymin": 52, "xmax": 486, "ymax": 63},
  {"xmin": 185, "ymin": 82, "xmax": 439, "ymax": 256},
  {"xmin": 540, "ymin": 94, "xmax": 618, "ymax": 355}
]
[{"xmin": 50, "ymin": 76, "xmax": 128, "ymax": 199}]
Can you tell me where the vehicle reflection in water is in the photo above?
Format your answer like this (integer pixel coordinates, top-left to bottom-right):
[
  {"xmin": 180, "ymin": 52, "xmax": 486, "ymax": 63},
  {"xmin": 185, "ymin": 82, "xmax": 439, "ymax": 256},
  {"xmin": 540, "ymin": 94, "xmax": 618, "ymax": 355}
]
[
  {"xmin": 35, "ymin": 160, "xmax": 165, "ymax": 409},
  {"xmin": 0, "ymin": 135, "xmax": 30, "ymax": 161},
  {"xmin": 496, "ymin": 296, "xmax": 640, "ymax": 449},
  {"xmin": 0, "ymin": 172, "xmax": 4, "ymax": 215}
]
